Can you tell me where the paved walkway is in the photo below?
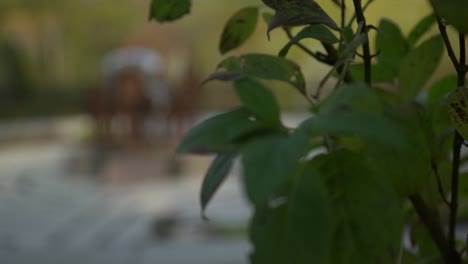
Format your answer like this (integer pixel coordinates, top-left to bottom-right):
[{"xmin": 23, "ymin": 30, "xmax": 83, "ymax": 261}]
[
  {"xmin": 0, "ymin": 113, "xmax": 313, "ymax": 264},
  {"xmin": 0, "ymin": 142, "xmax": 251, "ymax": 264}
]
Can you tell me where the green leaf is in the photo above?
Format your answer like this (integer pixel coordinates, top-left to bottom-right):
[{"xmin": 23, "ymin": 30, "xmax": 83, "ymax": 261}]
[
  {"xmin": 297, "ymin": 110, "xmax": 409, "ymax": 148},
  {"xmin": 407, "ymin": 14, "xmax": 436, "ymax": 48},
  {"xmin": 336, "ymin": 26, "xmax": 360, "ymax": 60},
  {"xmin": 241, "ymin": 133, "xmax": 308, "ymax": 204},
  {"xmin": 318, "ymin": 83, "xmax": 382, "ymax": 113},
  {"xmin": 249, "ymin": 203, "xmax": 288, "ymax": 264},
  {"xmin": 348, "ymin": 63, "xmax": 395, "ymax": 83},
  {"xmin": 233, "ymin": 78, "xmax": 282, "ymax": 127},
  {"xmin": 426, "ymin": 76, "xmax": 456, "ymax": 155},
  {"xmin": 177, "ymin": 108, "xmax": 268, "ymax": 154},
  {"xmin": 338, "ymin": 32, "xmax": 367, "ymax": 60},
  {"xmin": 340, "ymin": 26, "xmax": 354, "ymax": 45},
  {"xmin": 249, "ymin": 162, "xmax": 331, "ymax": 264},
  {"xmin": 219, "ymin": 7, "xmax": 259, "ymax": 54},
  {"xmin": 376, "ymin": 19, "xmax": 409, "ymax": 78},
  {"xmin": 262, "ymin": 12, "xmax": 274, "ymax": 24},
  {"xmin": 423, "ymin": 159, "xmax": 451, "ymax": 206},
  {"xmin": 148, "ymin": 0, "xmax": 191, "ymax": 22},
  {"xmin": 367, "ymin": 104, "xmax": 432, "ymax": 196},
  {"xmin": 261, "ymin": 0, "xmax": 280, "ymax": 9},
  {"xmin": 206, "ymin": 53, "xmax": 306, "ymax": 95},
  {"xmin": 313, "ymin": 151, "xmax": 403, "ymax": 263},
  {"xmin": 399, "ymin": 35, "xmax": 444, "ymax": 99},
  {"xmin": 279, "ymin": 25, "xmax": 339, "ymax": 57},
  {"xmin": 458, "ymin": 171, "xmax": 468, "ymax": 200},
  {"xmin": 294, "ymin": 108, "xmax": 430, "ymax": 196},
  {"xmin": 430, "ymin": 0, "xmax": 468, "ymax": 33},
  {"xmin": 287, "ymin": 163, "xmax": 331, "ymax": 264},
  {"xmin": 410, "ymin": 223, "xmax": 441, "ymax": 263},
  {"xmin": 427, "ymin": 75, "xmax": 457, "ymax": 108},
  {"xmin": 200, "ymin": 154, "xmax": 236, "ymax": 218},
  {"xmin": 447, "ymin": 87, "xmax": 468, "ymax": 140},
  {"xmin": 264, "ymin": 0, "xmax": 340, "ymax": 36},
  {"xmin": 400, "ymin": 250, "xmax": 419, "ymax": 264}
]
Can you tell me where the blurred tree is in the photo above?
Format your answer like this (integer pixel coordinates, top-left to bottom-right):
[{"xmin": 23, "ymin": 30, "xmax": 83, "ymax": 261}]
[
  {"xmin": 0, "ymin": 0, "xmax": 142, "ymax": 117},
  {"xmin": 0, "ymin": 0, "xmax": 141, "ymax": 90},
  {"xmin": 0, "ymin": 37, "xmax": 31, "ymax": 101}
]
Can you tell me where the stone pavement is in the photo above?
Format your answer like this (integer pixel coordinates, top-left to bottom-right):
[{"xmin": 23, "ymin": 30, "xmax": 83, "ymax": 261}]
[
  {"xmin": 0, "ymin": 141, "xmax": 252, "ymax": 264},
  {"xmin": 0, "ymin": 112, "xmax": 312, "ymax": 264}
]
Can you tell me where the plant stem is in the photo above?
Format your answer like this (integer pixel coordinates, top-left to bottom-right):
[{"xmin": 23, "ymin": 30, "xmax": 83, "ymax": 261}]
[
  {"xmin": 347, "ymin": 0, "xmax": 374, "ymax": 28},
  {"xmin": 283, "ymin": 28, "xmax": 330, "ymax": 63},
  {"xmin": 459, "ymin": 33, "xmax": 466, "ymax": 81},
  {"xmin": 340, "ymin": 0, "xmax": 346, "ymax": 31},
  {"xmin": 449, "ymin": 132, "xmax": 462, "ymax": 256},
  {"xmin": 321, "ymin": 42, "xmax": 354, "ymax": 83},
  {"xmin": 436, "ymin": 16, "xmax": 459, "ymax": 71},
  {"xmin": 282, "ymin": 28, "xmax": 354, "ymax": 84},
  {"xmin": 409, "ymin": 195, "xmax": 450, "ymax": 259},
  {"xmin": 431, "ymin": 161, "xmax": 450, "ymax": 207},
  {"xmin": 430, "ymin": 17, "xmax": 467, "ymax": 264},
  {"xmin": 448, "ymin": 33, "xmax": 467, "ymax": 261},
  {"xmin": 352, "ymin": 0, "xmax": 371, "ymax": 85}
]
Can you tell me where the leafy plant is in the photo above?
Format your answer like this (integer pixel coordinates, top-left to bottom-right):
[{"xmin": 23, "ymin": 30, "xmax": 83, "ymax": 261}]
[{"xmin": 150, "ymin": 0, "xmax": 468, "ymax": 263}]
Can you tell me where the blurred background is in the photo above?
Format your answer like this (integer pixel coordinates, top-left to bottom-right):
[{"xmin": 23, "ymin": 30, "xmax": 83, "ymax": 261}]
[{"xmin": 0, "ymin": 0, "xmax": 456, "ymax": 263}]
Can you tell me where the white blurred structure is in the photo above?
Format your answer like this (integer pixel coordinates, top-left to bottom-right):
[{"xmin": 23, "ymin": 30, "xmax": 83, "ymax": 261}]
[
  {"xmin": 87, "ymin": 46, "xmax": 174, "ymax": 145},
  {"xmin": 101, "ymin": 46, "xmax": 171, "ymax": 112}
]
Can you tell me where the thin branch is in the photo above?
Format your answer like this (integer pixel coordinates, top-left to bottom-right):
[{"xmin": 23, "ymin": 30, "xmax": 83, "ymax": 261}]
[
  {"xmin": 355, "ymin": 49, "xmax": 380, "ymax": 59},
  {"xmin": 316, "ymin": 62, "xmax": 342, "ymax": 98},
  {"xmin": 282, "ymin": 28, "xmax": 355, "ymax": 102},
  {"xmin": 315, "ymin": 25, "xmax": 364, "ymax": 98},
  {"xmin": 347, "ymin": 0, "xmax": 374, "ymax": 28},
  {"xmin": 335, "ymin": 58, "xmax": 351, "ymax": 90},
  {"xmin": 283, "ymin": 27, "xmax": 354, "ymax": 84},
  {"xmin": 304, "ymin": 96, "xmax": 317, "ymax": 106},
  {"xmin": 283, "ymin": 28, "xmax": 334, "ymax": 65},
  {"xmin": 449, "ymin": 132, "xmax": 462, "ymax": 257},
  {"xmin": 459, "ymin": 32, "xmax": 466, "ymax": 80},
  {"xmin": 352, "ymin": 0, "xmax": 371, "ymax": 85},
  {"xmin": 340, "ymin": 0, "xmax": 346, "ymax": 31},
  {"xmin": 431, "ymin": 161, "xmax": 450, "ymax": 207},
  {"xmin": 449, "ymin": 33, "xmax": 467, "ymax": 258},
  {"xmin": 409, "ymin": 195, "xmax": 450, "ymax": 259},
  {"xmin": 436, "ymin": 16, "xmax": 459, "ymax": 70},
  {"xmin": 321, "ymin": 42, "xmax": 354, "ymax": 84}
]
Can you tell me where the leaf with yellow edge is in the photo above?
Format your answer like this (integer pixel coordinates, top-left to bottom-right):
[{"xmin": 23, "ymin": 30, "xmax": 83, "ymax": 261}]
[{"xmin": 447, "ymin": 87, "xmax": 468, "ymax": 140}]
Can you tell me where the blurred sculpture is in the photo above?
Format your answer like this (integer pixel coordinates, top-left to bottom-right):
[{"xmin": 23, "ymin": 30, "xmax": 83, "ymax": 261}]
[
  {"xmin": 87, "ymin": 46, "xmax": 202, "ymax": 146},
  {"xmin": 87, "ymin": 47, "xmax": 170, "ymax": 145},
  {"xmin": 166, "ymin": 64, "xmax": 202, "ymax": 140},
  {"xmin": 87, "ymin": 79, "xmax": 112, "ymax": 142}
]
